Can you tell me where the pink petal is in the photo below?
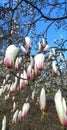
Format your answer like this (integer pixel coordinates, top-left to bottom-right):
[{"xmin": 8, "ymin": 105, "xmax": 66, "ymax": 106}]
[
  {"xmin": 63, "ymin": 119, "xmax": 67, "ymax": 127},
  {"xmin": 4, "ymin": 56, "xmax": 11, "ymax": 68}
]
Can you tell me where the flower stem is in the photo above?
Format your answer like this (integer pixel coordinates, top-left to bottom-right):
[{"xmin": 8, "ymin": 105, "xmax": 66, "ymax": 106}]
[
  {"xmin": 62, "ymin": 126, "xmax": 67, "ymax": 130},
  {"xmin": 41, "ymin": 110, "xmax": 46, "ymax": 118}
]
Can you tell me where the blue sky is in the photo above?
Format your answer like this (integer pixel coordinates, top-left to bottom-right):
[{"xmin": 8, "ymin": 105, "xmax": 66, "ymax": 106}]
[{"xmin": 36, "ymin": 20, "xmax": 67, "ymax": 46}]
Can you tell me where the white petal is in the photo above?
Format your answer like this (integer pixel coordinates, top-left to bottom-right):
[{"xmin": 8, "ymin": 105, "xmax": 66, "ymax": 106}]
[
  {"xmin": 54, "ymin": 89, "xmax": 64, "ymax": 125},
  {"xmin": 39, "ymin": 87, "xmax": 46, "ymax": 110}
]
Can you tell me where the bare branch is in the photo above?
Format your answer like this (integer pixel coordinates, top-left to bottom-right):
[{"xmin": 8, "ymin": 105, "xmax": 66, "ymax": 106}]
[{"xmin": 24, "ymin": 0, "xmax": 67, "ymax": 21}]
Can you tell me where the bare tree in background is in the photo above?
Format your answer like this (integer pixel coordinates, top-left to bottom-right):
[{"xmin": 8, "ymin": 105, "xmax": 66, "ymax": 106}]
[{"xmin": 0, "ymin": 0, "xmax": 67, "ymax": 54}]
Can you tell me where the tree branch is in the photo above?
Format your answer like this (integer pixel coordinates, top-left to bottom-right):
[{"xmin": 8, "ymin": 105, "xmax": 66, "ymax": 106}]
[{"xmin": 24, "ymin": 0, "xmax": 67, "ymax": 21}]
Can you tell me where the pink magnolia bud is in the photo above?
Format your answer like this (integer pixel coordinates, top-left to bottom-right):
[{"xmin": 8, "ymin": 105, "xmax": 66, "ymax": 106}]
[
  {"xmin": 12, "ymin": 102, "xmax": 16, "ymax": 112},
  {"xmin": 4, "ymin": 45, "xmax": 19, "ymax": 68},
  {"xmin": 3, "ymin": 79, "xmax": 6, "ymax": 86},
  {"xmin": 34, "ymin": 62, "xmax": 38, "ymax": 77},
  {"xmin": 31, "ymin": 90, "xmax": 35, "ymax": 100},
  {"xmin": 54, "ymin": 89, "xmax": 67, "ymax": 126},
  {"xmin": 10, "ymin": 82, "xmax": 17, "ymax": 93},
  {"xmin": 4, "ymin": 56, "xmax": 11, "ymax": 68},
  {"xmin": 38, "ymin": 42, "xmax": 42, "ymax": 52},
  {"xmin": 23, "ymin": 69, "xmax": 28, "ymax": 85},
  {"xmin": 52, "ymin": 61, "xmax": 58, "ymax": 75},
  {"xmin": 34, "ymin": 53, "xmax": 44, "ymax": 71},
  {"xmin": 48, "ymin": 51, "xmax": 53, "ymax": 59},
  {"xmin": 30, "ymin": 56, "xmax": 34, "ymax": 68},
  {"xmin": 12, "ymin": 110, "xmax": 18, "ymax": 125},
  {"xmin": 21, "ymin": 46, "xmax": 27, "ymax": 55},
  {"xmin": 15, "ymin": 57, "xmax": 19, "ymax": 70},
  {"xmin": 41, "ymin": 38, "xmax": 46, "ymax": 48},
  {"xmin": 15, "ymin": 57, "xmax": 22, "ymax": 70},
  {"xmin": 0, "ymin": 88, "xmax": 3, "ymax": 97},
  {"xmin": 18, "ymin": 110, "xmax": 22, "ymax": 123},
  {"xmin": 43, "ymin": 45, "xmax": 49, "ymax": 52},
  {"xmin": 31, "ymin": 68, "xmax": 35, "ymax": 79},
  {"xmin": 25, "ymin": 36, "xmax": 31, "ymax": 50},
  {"xmin": 2, "ymin": 116, "xmax": 6, "ymax": 130},
  {"xmin": 19, "ymin": 57, "xmax": 22, "ymax": 64},
  {"xmin": 60, "ymin": 53, "xmax": 63, "ymax": 62},
  {"xmin": 39, "ymin": 87, "xmax": 46, "ymax": 111},
  {"xmin": 22, "ymin": 103, "xmax": 30, "ymax": 118},
  {"xmin": 52, "ymin": 48, "xmax": 56, "ymax": 56},
  {"xmin": 19, "ymin": 74, "xmax": 25, "ymax": 90},
  {"xmin": 27, "ymin": 64, "xmax": 32, "ymax": 80}
]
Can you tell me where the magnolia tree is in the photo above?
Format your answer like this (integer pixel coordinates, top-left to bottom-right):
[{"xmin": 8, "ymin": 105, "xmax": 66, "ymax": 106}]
[
  {"xmin": 0, "ymin": 0, "xmax": 67, "ymax": 129},
  {"xmin": 0, "ymin": 35, "xmax": 67, "ymax": 130}
]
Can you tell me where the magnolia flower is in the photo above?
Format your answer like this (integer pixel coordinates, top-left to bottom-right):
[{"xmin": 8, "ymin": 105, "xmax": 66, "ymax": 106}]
[
  {"xmin": 39, "ymin": 87, "xmax": 46, "ymax": 111},
  {"xmin": 0, "ymin": 88, "xmax": 3, "ymax": 97},
  {"xmin": 4, "ymin": 45, "xmax": 19, "ymax": 68},
  {"xmin": 27, "ymin": 64, "xmax": 32, "ymax": 79},
  {"xmin": 43, "ymin": 45, "xmax": 49, "ymax": 51},
  {"xmin": 12, "ymin": 101, "xmax": 16, "ymax": 112},
  {"xmin": 3, "ymin": 79, "xmax": 6, "ymax": 86},
  {"xmin": 15, "ymin": 73, "xmax": 19, "ymax": 84},
  {"xmin": 18, "ymin": 110, "xmax": 22, "ymax": 123},
  {"xmin": 52, "ymin": 48, "xmax": 56, "ymax": 56},
  {"xmin": 48, "ymin": 51, "xmax": 53, "ymax": 59},
  {"xmin": 12, "ymin": 110, "xmax": 18, "ymax": 124},
  {"xmin": 10, "ymin": 75, "xmax": 18, "ymax": 93},
  {"xmin": 31, "ymin": 68, "xmax": 35, "ymax": 79},
  {"xmin": 25, "ymin": 36, "xmax": 31, "ymax": 49},
  {"xmin": 19, "ymin": 73, "xmax": 25, "ymax": 90},
  {"xmin": 34, "ymin": 62, "xmax": 38, "ymax": 77},
  {"xmin": 34, "ymin": 53, "xmax": 44, "ymax": 71},
  {"xmin": 23, "ymin": 69, "xmax": 28, "ymax": 85},
  {"xmin": 20, "ymin": 70, "xmax": 28, "ymax": 91},
  {"xmin": 2, "ymin": 116, "xmax": 6, "ymax": 130},
  {"xmin": 60, "ymin": 53, "xmax": 63, "ymax": 62},
  {"xmin": 21, "ymin": 46, "xmax": 27, "ymax": 55},
  {"xmin": 30, "ymin": 56, "xmax": 34, "ymax": 68},
  {"xmin": 52, "ymin": 61, "xmax": 58, "ymax": 74},
  {"xmin": 42, "ymin": 38, "xmax": 46, "ymax": 48},
  {"xmin": 31, "ymin": 90, "xmax": 35, "ymax": 100},
  {"xmin": 15, "ymin": 57, "xmax": 22, "ymax": 70},
  {"xmin": 18, "ymin": 57, "xmax": 22, "ymax": 66},
  {"xmin": 54, "ymin": 89, "xmax": 67, "ymax": 126},
  {"xmin": 10, "ymin": 82, "xmax": 17, "ymax": 93},
  {"xmin": 38, "ymin": 42, "xmax": 42, "ymax": 52},
  {"xmin": 22, "ymin": 103, "xmax": 30, "ymax": 118}
]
